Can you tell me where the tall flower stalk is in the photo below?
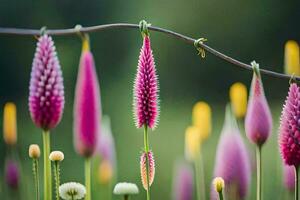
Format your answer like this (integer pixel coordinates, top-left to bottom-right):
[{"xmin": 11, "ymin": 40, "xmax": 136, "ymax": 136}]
[
  {"xmin": 245, "ymin": 61, "xmax": 272, "ymax": 200},
  {"xmin": 73, "ymin": 32, "xmax": 101, "ymax": 200},
  {"xmin": 279, "ymin": 83, "xmax": 300, "ymax": 200},
  {"xmin": 133, "ymin": 20, "xmax": 159, "ymax": 200},
  {"xmin": 29, "ymin": 34, "xmax": 65, "ymax": 200},
  {"xmin": 49, "ymin": 151, "xmax": 64, "ymax": 200}
]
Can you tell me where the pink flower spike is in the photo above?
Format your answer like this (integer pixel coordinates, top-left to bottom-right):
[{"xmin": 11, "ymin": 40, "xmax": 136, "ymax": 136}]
[
  {"xmin": 211, "ymin": 105, "xmax": 251, "ymax": 200},
  {"xmin": 279, "ymin": 83, "xmax": 300, "ymax": 166},
  {"xmin": 133, "ymin": 35, "xmax": 159, "ymax": 129},
  {"xmin": 283, "ymin": 164, "xmax": 295, "ymax": 191},
  {"xmin": 74, "ymin": 40, "xmax": 101, "ymax": 158},
  {"xmin": 245, "ymin": 61, "xmax": 272, "ymax": 146},
  {"xmin": 29, "ymin": 35, "xmax": 65, "ymax": 131},
  {"xmin": 172, "ymin": 161, "xmax": 194, "ymax": 200}
]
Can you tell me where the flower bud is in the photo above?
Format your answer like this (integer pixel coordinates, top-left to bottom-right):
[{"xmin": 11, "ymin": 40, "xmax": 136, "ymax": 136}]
[
  {"xmin": 29, "ymin": 144, "xmax": 41, "ymax": 159},
  {"xmin": 192, "ymin": 101, "xmax": 211, "ymax": 141},
  {"xmin": 229, "ymin": 82, "xmax": 247, "ymax": 118},
  {"xmin": 140, "ymin": 151, "xmax": 155, "ymax": 190},
  {"xmin": 3, "ymin": 102, "xmax": 17, "ymax": 145},
  {"xmin": 98, "ymin": 160, "xmax": 113, "ymax": 184},
  {"xmin": 213, "ymin": 177, "xmax": 225, "ymax": 193},
  {"xmin": 185, "ymin": 126, "xmax": 201, "ymax": 161},
  {"xmin": 49, "ymin": 151, "xmax": 64, "ymax": 162},
  {"xmin": 284, "ymin": 40, "xmax": 300, "ymax": 76}
]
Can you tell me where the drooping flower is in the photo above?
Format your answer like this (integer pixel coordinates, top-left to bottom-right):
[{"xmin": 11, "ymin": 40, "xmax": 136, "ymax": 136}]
[
  {"xmin": 5, "ymin": 159, "xmax": 20, "ymax": 189},
  {"xmin": 59, "ymin": 182, "xmax": 86, "ymax": 200},
  {"xmin": 140, "ymin": 151, "xmax": 155, "ymax": 190},
  {"xmin": 192, "ymin": 101, "xmax": 212, "ymax": 141},
  {"xmin": 113, "ymin": 182, "xmax": 139, "ymax": 195},
  {"xmin": 3, "ymin": 102, "xmax": 17, "ymax": 145},
  {"xmin": 74, "ymin": 37, "xmax": 101, "ymax": 157},
  {"xmin": 211, "ymin": 105, "xmax": 251, "ymax": 200},
  {"xmin": 283, "ymin": 164, "xmax": 295, "ymax": 191},
  {"xmin": 172, "ymin": 161, "xmax": 194, "ymax": 200},
  {"xmin": 229, "ymin": 82, "xmax": 247, "ymax": 118},
  {"xmin": 279, "ymin": 83, "xmax": 300, "ymax": 166},
  {"xmin": 29, "ymin": 34, "xmax": 65, "ymax": 131},
  {"xmin": 284, "ymin": 40, "xmax": 300, "ymax": 76},
  {"xmin": 133, "ymin": 35, "xmax": 159, "ymax": 129},
  {"xmin": 184, "ymin": 126, "xmax": 201, "ymax": 161},
  {"xmin": 245, "ymin": 61, "xmax": 272, "ymax": 146}
]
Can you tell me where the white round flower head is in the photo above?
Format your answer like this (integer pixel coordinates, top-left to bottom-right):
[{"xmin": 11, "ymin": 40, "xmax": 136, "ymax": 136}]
[
  {"xmin": 59, "ymin": 182, "xmax": 86, "ymax": 200},
  {"xmin": 113, "ymin": 182, "xmax": 139, "ymax": 195},
  {"xmin": 49, "ymin": 151, "xmax": 64, "ymax": 162}
]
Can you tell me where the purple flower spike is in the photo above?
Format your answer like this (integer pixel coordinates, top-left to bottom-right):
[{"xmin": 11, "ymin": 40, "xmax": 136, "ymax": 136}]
[
  {"xmin": 5, "ymin": 159, "xmax": 19, "ymax": 189},
  {"xmin": 245, "ymin": 61, "xmax": 272, "ymax": 146},
  {"xmin": 29, "ymin": 35, "xmax": 64, "ymax": 130},
  {"xmin": 74, "ymin": 42, "xmax": 101, "ymax": 158},
  {"xmin": 279, "ymin": 83, "xmax": 300, "ymax": 166},
  {"xmin": 172, "ymin": 161, "xmax": 194, "ymax": 200},
  {"xmin": 211, "ymin": 105, "xmax": 251, "ymax": 200},
  {"xmin": 283, "ymin": 164, "xmax": 295, "ymax": 191},
  {"xmin": 133, "ymin": 35, "xmax": 159, "ymax": 129}
]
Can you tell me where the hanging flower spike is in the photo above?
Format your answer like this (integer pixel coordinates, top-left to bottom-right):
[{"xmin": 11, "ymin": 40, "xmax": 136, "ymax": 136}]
[
  {"xmin": 279, "ymin": 83, "xmax": 300, "ymax": 166},
  {"xmin": 192, "ymin": 101, "xmax": 212, "ymax": 141},
  {"xmin": 74, "ymin": 34, "xmax": 101, "ymax": 157},
  {"xmin": 133, "ymin": 21, "xmax": 159, "ymax": 129},
  {"xmin": 229, "ymin": 82, "xmax": 248, "ymax": 119},
  {"xmin": 283, "ymin": 164, "xmax": 295, "ymax": 192},
  {"xmin": 140, "ymin": 151, "xmax": 155, "ymax": 190},
  {"xmin": 212, "ymin": 105, "xmax": 251, "ymax": 200},
  {"xmin": 172, "ymin": 161, "xmax": 194, "ymax": 200},
  {"xmin": 284, "ymin": 40, "xmax": 300, "ymax": 76},
  {"xmin": 29, "ymin": 34, "xmax": 64, "ymax": 131},
  {"xmin": 245, "ymin": 61, "xmax": 272, "ymax": 146},
  {"xmin": 5, "ymin": 159, "xmax": 20, "ymax": 190},
  {"xmin": 3, "ymin": 102, "xmax": 17, "ymax": 145},
  {"xmin": 184, "ymin": 126, "xmax": 201, "ymax": 161}
]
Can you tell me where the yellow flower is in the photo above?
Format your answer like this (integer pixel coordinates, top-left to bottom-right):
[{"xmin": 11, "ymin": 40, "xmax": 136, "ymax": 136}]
[
  {"xmin": 284, "ymin": 40, "xmax": 300, "ymax": 76},
  {"xmin": 185, "ymin": 126, "xmax": 201, "ymax": 161},
  {"xmin": 229, "ymin": 82, "xmax": 247, "ymax": 118},
  {"xmin": 213, "ymin": 177, "xmax": 225, "ymax": 193},
  {"xmin": 98, "ymin": 160, "xmax": 113, "ymax": 184},
  {"xmin": 192, "ymin": 101, "xmax": 211, "ymax": 141},
  {"xmin": 3, "ymin": 102, "xmax": 17, "ymax": 145}
]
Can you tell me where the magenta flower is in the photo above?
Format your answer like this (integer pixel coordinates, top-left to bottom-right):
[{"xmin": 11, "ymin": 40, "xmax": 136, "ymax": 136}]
[
  {"xmin": 211, "ymin": 105, "xmax": 251, "ymax": 200},
  {"xmin": 283, "ymin": 164, "xmax": 295, "ymax": 191},
  {"xmin": 133, "ymin": 35, "xmax": 159, "ymax": 129},
  {"xmin": 245, "ymin": 62, "xmax": 272, "ymax": 146},
  {"xmin": 29, "ymin": 35, "xmax": 64, "ymax": 130},
  {"xmin": 74, "ymin": 46, "xmax": 101, "ymax": 157},
  {"xmin": 5, "ymin": 159, "xmax": 19, "ymax": 189},
  {"xmin": 279, "ymin": 83, "xmax": 300, "ymax": 166},
  {"xmin": 172, "ymin": 161, "xmax": 194, "ymax": 200}
]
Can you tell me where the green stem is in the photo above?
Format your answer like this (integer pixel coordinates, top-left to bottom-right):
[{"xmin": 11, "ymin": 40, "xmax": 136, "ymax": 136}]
[
  {"xmin": 85, "ymin": 158, "xmax": 91, "ymax": 200},
  {"xmin": 295, "ymin": 166, "xmax": 299, "ymax": 200},
  {"xmin": 32, "ymin": 159, "xmax": 40, "ymax": 200},
  {"xmin": 199, "ymin": 151, "xmax": 206, "ymax": 200},
  {"xmin": 256, "ymin": 145, "xmax": 262, "ymax": 200},
  {"xmin": 43, "ymin": 130, "xmax": 52, "ymax": 200},
  {"xmin": 143, "ymin": 125, "xmax": 151, "ymax": 200},
  {"xmin": 124, "ymin": 194, "xmax": 129, "ymax": 200},
  {"xmin": 194, "ymin": 154, "xmax": 201, "ymax": 200},
  {"xmin": 54, "ymin": 161, "xmax": 60, "ymax": 200},
  {"xmin": 218, "ymin": 191, "xmax": 224, "ymax": 200}
]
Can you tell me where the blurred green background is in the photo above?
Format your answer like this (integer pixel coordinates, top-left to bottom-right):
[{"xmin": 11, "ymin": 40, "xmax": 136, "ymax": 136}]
[{"xmin": 0, "ymin": 0, "xmax": 300, "ymax": 199}]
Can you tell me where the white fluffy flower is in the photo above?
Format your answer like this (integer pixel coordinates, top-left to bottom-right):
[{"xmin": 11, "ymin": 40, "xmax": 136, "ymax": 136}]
[
  {"xmin": 113, "ymin": 182, "xmax": 139, "ymax": 195},
  {"xmin": 59, "ymin": 182, "xmax": 86, "ymax": 200}
]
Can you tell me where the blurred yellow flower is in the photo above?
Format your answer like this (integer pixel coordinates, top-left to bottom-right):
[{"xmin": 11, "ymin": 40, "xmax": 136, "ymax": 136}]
[
  {"xmin": 284, "ymin": 40, "xmax": 300, "ymax": 76},
  {"xmin": 185, "ymin": 126, "xmax": 201, "ymax": 161},
  {"xmin": 192, "ymin": 101, "xmax": 211, "ymax": 141},
  {"xmin": 98, "ymin": 160, "xmax": 113, "ymax": 184},
  {"xmin": 229, "ymin": 82, "xmax": 247, "ymax": 118},
  {"xmin": 3, "ymin": 102, "xmax": 17, "ymax": 145}
]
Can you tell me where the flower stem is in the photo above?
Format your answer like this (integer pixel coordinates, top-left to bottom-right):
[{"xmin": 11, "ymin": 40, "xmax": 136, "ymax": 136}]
[
  {"xmin": 42, "ymin": 130, "xmax": 52, "ymax": 200},
  {"xmin": 124, "ymin": 194, "xmax": 129, "ymax": 200},
  {"xmin": 294, "ymin": 166, "xmax": 299, "ymax": 200},
  {"xmin": 194, "ymin": 154, "xmax": 202, "ymax": 200},
  {"xmin": 32, "ymin": 159, "xmax": 40, "ymax": 200},
  {"xmin": 143, "ymin": 125, "xmax": 151, "ymax": 200},
  {"xmin": 256, "ymin": 145, "xmax": 262, "ymax": 200},
  {"xmin": 53, "ymin": 161, "xmax": 60, "ymax": 200},
  {"xmin": 218, "ymin": 191, "xmax": 224, "ymax": 200},
  {"xmin": 85, "ymin": 158, "xmax": 91, "ymax": 200},
  {"xmin": 199, "ymin": 151, "xmax": 206, "ymax": 200}
]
